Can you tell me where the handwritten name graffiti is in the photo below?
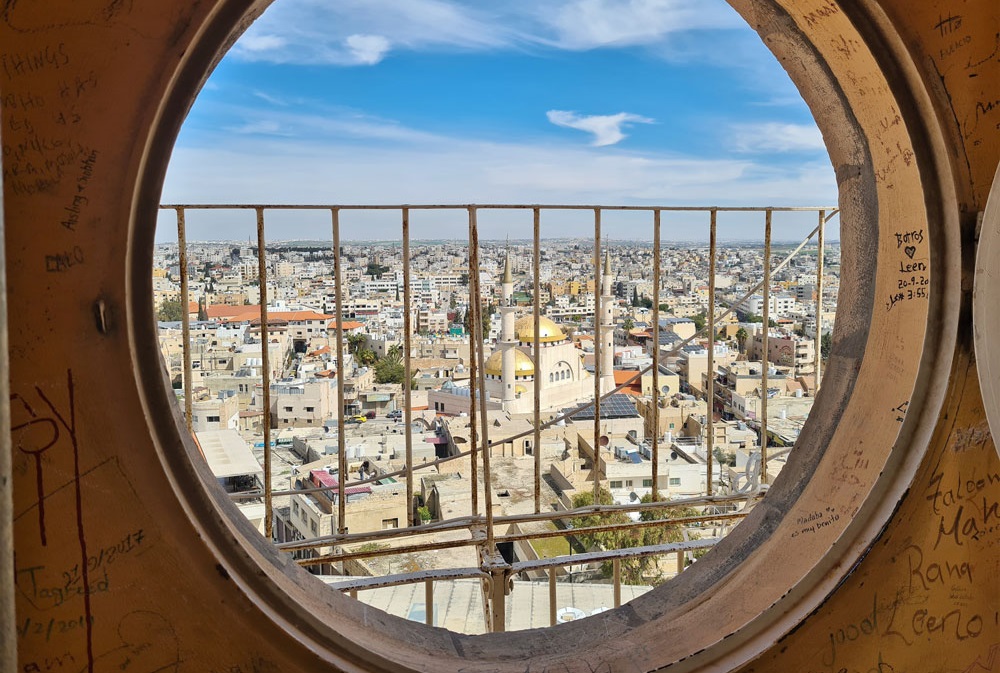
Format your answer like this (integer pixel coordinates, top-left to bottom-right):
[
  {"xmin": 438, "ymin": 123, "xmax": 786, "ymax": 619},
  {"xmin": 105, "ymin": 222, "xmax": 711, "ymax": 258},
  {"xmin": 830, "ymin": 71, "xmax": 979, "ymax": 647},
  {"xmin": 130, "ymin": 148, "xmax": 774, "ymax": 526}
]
[
  {"xmin": 886, "ymin": 230, "xmax": 929, "ymax": 312},
  {"xmin": 892, "ymin": 401, "xmax": 909, "ymax": 423},
  {"xmin": 791, "ymin": 507, "xmax": 842, "ymax": 539},
  {"xmin": 61, "ymin": 149, "xmax": 97, "ymax": 232},
  {"xmin": 45, "ymin": 246, "xmax": 84, "ymax": 273},
  {"xmin": 17, "ymin": 564, "xmax": 109, "ymax": 610},
  {"xmin": 823, "ymin": 594, "xmax": 880, "ymax": 667},
  {"xmin": 10, "ymin": 371, "xmax": 96, "ymax": 670}
]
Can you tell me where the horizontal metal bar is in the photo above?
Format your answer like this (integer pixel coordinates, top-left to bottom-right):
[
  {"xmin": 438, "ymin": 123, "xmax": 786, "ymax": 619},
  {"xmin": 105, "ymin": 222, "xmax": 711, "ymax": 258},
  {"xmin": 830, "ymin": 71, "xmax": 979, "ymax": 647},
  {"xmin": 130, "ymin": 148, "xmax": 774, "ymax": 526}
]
[
  {"xmin": 297, "ymin": 534, "xmax": 483, "ymax": 567},
  {"xmin": 328, "ymin": 567, "xmax": 487, "ymax": 593},
  {"xmin": 278, "ymin": 493, "xmax": 758, "ymax": 552},
  {"xmin": 160, "ymin": 203, "xmax": 838, "ymax": 213},
  {"xmin": 512, "ymin": 538, "xmax": 721, "ymax": 574},
  {"xmin": 497, "ymin": 511, "xmax": 748, "ymax": 546}
]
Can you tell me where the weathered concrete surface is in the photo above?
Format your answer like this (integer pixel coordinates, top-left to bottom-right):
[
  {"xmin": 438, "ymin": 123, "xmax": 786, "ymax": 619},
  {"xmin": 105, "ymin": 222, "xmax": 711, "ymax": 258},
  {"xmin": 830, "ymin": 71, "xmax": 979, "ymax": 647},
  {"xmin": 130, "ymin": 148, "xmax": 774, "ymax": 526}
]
[{"xmin": 1, "ymin": 1, "xmax": 997, "ymax": 672}]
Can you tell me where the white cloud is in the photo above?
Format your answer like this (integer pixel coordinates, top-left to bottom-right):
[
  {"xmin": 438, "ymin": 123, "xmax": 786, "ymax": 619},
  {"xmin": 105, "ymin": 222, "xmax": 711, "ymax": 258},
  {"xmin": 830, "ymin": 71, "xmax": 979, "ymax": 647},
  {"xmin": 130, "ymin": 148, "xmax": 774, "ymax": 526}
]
[
  {"xmin": 224, "ymin": 0, "xmax": 744, "ymax": 66},
  {"xmin": 252, "ymin": 90, "xmax": 289, "ymax": 106},
  {"xmin": 234, "ymin": 33, "xmax": 288, "ymax": 54},
  {"xmin": 344, "ymin": 34, "xmax": 392, "ymax": 65},
  {"xmin": 162, "ymin": 127, "xmax": 836, "ymax": 243},
  {"xmin": 547, "ymin": 110, "xmax": 654, "ymax": 146},
  {"xmin": 223, "ymin": 120, "xmax": 291, "ymax": 136},
  {"xmin": 542, "ymin": 0, "xmax": 741, "ymax": 49},
  {"xmin": 731, "ymin": 122, "xmax": 826, "ymax": 153}
]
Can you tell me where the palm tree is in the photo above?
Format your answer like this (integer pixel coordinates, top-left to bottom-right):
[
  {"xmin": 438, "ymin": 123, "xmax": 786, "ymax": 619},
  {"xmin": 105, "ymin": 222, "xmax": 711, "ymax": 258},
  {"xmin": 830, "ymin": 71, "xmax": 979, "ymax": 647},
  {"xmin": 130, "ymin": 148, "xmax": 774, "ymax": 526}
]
[
  {"xmin": 346, "ymin": 333, "xmax": 366, "ymax": 354},
  {"xmin": 622, "ymin": 316, "xmax": 635, "ymax": 332},
  {"xmin": 736, "ymin": 327, "xmax": 748, "ymax": 354}
]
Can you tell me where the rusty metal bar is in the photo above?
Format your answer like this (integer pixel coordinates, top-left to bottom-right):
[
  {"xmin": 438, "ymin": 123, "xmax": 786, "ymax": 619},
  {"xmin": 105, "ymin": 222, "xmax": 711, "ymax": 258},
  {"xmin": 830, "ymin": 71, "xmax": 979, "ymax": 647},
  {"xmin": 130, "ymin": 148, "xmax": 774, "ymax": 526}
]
[
  {"xmin": 706, "ymin": 209, "xmax": 717, "ymax": 497},
  {"xmin": 511, "ymin": 537, "xmax": 720, "ymax": 575},
  {"xmin": 331, "ymin": 209, "xmax": 347, "ymax": 536},
  {"xmin": 533, "ymin": 208, "xmax": 542, "ymax": 514},
  {"xmin": 761, "ymin": 209, "xmax": 772, "ymax": 484},
  {"xmin": 651, "ymin": 209, "xmax": 661, "ymax": 500},
  {"xmin": 548, "ymin": 568, "xmax": 557, "ymax": 626},
  {"xmin": 349, "ymin": 589, "xmax": 358, "ymax": 600},
  {"xmin": 815, "ymin": 210, "xmax": 825, "ymax": 391},
  {"xmin": 676, "ymin": 549, "xmax": 685, "ymax": 574},
  {"xmin": 467, "ymin": 216, "xmax": 480, "ymax": 519},
  {"xmin": 175, "ymin": 207, "xmax": 193, "ymax": 433},
  {"xmin": 256, "ymin": 207, "xmax": 274, "ymax": 540},
  {"xmin": 402, "ymin": 208, "xmax": 414, "ymax": 525},
  {"xmin": 298, "ymin": 534, "xmax": 483, "ymax": 567},
  {"xmin": 329, "ymin": 567, "xmax": 487, "ymax": 593},
  {"xmin": 498, "ymin": 510, "xmax": 748, "ymax": 545},
  {"xmin": 468, "ymin": 208, "xmax": 495, "ymax": 549},
  {"xmin": 592, "ymin": 208, "xmax": 602, "ymax": 503},
  {"xmin": 277, "ymin": 492, "xmax": 760, "ymax": 551},
  {"xmin": 425, "ymin": 579, "xmax": 434, "ymax": 626},
  {"xmin": 612, "ymin": 558, "xmax": 621, "ymax": 608}
]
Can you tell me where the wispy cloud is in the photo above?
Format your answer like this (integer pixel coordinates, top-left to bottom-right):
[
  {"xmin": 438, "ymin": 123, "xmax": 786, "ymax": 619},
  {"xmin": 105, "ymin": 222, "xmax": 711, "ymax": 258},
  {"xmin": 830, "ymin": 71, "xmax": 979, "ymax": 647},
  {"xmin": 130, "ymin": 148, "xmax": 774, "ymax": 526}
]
[
  {"xmin": 252, "ymin": 90, "xmax": 289, "ymax": 106},
  {"xmin": 227, "ymin": 0, "xmax": 742, "ymax": 66},
  {"xmin": 730, "ymin": 122, "xmax": 825, "ymax": 153},
  {"xmin": 546, "ymin": 110, "xmax": 654, "ymax": 146},
  {"xmin": 163, "ymin": 127, "xmax": 836, "ymax": 242},
  {"xmin": 540, "ymin": 0, "xmax": 742, "ymax": 50},
  {"xmin": 223, "ymin": 120, "xmax": 293, "ymax": 136}
]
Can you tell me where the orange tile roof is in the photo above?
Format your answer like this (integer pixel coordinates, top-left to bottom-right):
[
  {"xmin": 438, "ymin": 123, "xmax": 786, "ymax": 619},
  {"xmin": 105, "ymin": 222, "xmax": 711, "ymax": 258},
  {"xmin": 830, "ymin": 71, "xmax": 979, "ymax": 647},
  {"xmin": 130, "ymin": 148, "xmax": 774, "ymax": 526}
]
[
  {"xmin": 613, "ymin": 370, "xmax": 643, "ymax": 396},
  {"xmin": 332, "ymin": 320, "xmax": 365, "ymax": 330},
  {"xmin": 206, "ymin": 304, "xmax": 258, "ymax": 319}
]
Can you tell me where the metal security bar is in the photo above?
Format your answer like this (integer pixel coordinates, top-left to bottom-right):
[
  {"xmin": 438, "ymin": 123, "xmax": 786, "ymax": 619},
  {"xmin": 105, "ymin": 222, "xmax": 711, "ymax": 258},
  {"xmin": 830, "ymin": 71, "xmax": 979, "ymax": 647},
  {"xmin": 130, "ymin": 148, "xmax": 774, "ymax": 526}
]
[{"xmin": 161, "ymin": 202, "xmax": 837, "ymax": 631}]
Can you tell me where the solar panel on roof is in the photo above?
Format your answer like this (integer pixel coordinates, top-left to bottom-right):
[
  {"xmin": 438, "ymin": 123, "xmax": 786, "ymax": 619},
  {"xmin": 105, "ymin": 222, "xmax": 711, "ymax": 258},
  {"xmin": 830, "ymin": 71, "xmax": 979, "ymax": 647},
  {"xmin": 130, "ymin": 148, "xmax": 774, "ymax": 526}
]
[
  {"xmin": 628, "ymin": 452, "xmax": 642, "ymax": 464},
  {"xmin": 568, "ymin": 394, "xmax": 639, "ymax": 420}
]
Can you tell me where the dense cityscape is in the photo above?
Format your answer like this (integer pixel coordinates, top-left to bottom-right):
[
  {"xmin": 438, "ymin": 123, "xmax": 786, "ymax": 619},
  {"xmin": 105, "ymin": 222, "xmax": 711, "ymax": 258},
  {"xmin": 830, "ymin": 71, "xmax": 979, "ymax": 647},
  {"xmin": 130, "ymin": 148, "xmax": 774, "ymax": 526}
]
[{"xmin": 153, "ymin": 232, "xmax": 839, "ymax": 631}]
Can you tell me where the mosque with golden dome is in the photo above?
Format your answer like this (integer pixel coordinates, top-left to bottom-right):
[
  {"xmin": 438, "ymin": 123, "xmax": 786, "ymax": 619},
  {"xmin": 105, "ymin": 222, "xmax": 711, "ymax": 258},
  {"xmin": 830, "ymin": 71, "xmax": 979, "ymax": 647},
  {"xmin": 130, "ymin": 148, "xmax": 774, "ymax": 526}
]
[{"xmin": 484, "ymin": 253, "xmax": 616, "ymax": 415}]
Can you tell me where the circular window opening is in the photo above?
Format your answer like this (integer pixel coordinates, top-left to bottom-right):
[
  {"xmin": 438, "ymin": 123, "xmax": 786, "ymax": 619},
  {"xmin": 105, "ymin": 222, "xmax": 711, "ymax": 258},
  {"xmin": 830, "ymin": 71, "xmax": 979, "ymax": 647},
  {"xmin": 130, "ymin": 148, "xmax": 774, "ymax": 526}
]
[{"xmin": 133, "ymin": 0, "xmax": 950, "ymax": 670}]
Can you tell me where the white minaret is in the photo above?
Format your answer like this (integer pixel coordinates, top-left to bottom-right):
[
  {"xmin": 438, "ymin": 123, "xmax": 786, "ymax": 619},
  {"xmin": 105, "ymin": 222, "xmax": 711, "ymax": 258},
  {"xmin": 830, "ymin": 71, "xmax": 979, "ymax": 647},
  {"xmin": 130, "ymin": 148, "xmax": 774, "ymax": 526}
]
[
  {"xmin": 600, "ymin": 250, "xmax": 616, "ymax": 394},
  {"xmin": 499, "ymin": 253, "xmax": 518, "ymax": 405}
]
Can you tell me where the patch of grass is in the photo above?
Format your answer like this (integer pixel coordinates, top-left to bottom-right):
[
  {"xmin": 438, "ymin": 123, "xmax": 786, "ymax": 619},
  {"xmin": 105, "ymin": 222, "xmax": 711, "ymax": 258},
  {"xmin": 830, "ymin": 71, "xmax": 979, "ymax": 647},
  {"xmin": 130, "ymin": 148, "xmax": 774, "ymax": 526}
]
[{"xmin": 531, "ymin": 536, "xmax": 571, "ymax": 559}]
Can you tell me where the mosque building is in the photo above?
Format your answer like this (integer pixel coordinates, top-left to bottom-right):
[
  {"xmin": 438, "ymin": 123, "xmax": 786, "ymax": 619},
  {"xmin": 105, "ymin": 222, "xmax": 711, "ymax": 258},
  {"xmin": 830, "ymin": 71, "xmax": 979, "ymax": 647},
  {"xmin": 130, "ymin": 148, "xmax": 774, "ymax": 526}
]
[{"xmin": 483, "ymin": 252, "xmax": 617, "ymax": 415}]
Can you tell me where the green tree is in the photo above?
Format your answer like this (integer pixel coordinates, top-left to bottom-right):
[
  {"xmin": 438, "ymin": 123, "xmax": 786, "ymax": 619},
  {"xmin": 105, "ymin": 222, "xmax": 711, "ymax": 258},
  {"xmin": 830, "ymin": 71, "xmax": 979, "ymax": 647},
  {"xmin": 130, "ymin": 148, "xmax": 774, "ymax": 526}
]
[
  {"xmin": 691, "ymin": 312, "xmax": 707, "ymax": 333},
  {"xmin": 570, "ymin": 489, "xmax": 691, "ymax": 585},
  {"xmin": 356, "ymin": 348, "xmax": 377, "ymax": 367},
  {"xmin": 622, "ymin": 316, "xmax": 635, "ymax": 332},
  {"xmin": 735, "ymin": 327, "xmax": 748, "ymax": 354},
  {"xmin": 197, "ymin": 297, "xmax": 207, "ymax": 322},
  {"xmin": 821, "ymin": 332, "xmax": 832, "ymax": 359},
  {"xmin": 631, "ymin": 287, "xmax": 640, "ymax": 307},
  {"xmin": 374, "ymin": 345, "xmax": 404, "ymax": 384},
  {"xmin": 158, "ymin": 299, "xmax": 184, "ymax": 322},
  {"xmin": 346, "ymin": 333, "xmax": 366, "ymax": 354}
]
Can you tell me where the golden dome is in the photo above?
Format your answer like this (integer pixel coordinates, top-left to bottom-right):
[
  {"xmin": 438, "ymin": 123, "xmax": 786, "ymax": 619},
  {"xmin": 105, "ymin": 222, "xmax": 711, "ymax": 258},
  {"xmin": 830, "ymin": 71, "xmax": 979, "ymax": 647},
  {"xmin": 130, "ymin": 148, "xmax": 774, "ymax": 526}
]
[
  {"xmin": 484, "ymin": 349, "xmax": 535, "ymax": 377},
  {"xmin": 514, "ymin": 315, "xmax": 566, "ymax": 344}
]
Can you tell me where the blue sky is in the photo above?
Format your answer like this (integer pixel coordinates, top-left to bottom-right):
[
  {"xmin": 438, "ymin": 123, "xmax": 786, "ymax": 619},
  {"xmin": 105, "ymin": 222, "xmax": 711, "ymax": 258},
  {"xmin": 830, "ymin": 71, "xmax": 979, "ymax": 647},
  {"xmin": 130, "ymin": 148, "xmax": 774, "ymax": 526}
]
[{"xmin": 158, "ymin": 0, "xmax": 837, "ymax": 242}]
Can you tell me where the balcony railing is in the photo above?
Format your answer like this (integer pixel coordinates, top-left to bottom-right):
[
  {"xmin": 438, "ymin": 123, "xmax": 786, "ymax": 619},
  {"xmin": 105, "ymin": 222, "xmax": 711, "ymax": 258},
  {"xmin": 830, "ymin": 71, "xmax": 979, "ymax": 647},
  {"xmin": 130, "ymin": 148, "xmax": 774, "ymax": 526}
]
[{"xmin": 159, "ymin": 203, "xmax": 838, "ymax": 633}]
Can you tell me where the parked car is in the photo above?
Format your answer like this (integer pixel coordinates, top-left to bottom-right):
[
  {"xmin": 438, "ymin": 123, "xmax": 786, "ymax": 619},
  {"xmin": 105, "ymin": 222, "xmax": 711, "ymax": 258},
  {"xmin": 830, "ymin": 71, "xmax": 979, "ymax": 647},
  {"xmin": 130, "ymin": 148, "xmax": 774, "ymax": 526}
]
[
  {"xmin": 346, "ymin": 414, "xmax": 367, "ymax": 424},
  {"xmin": 364, "ymin": 410, "xmax": 376, "ymax": 419},
  {"xmin": 386, "ymin": 409, "xmax": 403, "ymax": 421}
]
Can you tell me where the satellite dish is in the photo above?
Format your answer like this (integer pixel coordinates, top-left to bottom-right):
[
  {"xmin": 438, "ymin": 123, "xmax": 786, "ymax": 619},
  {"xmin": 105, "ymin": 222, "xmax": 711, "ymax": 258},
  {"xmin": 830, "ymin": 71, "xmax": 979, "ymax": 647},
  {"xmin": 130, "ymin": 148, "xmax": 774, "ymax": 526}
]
[
  {"xmin": 599, "ymin": 435, "xmax": 610, "ymax": 447},
  {"xmin": 661, "ymin": 385, "xmax": 671, "ymax": 395}
]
